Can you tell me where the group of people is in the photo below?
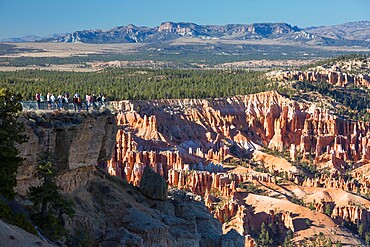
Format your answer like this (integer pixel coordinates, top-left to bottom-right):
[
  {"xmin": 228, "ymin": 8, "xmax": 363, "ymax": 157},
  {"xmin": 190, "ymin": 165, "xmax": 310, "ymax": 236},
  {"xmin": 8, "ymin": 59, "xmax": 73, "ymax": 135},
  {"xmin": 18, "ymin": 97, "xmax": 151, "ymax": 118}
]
[{"xmin": 35, "ymin": 92, "xmax": 107, "ymax": 111}]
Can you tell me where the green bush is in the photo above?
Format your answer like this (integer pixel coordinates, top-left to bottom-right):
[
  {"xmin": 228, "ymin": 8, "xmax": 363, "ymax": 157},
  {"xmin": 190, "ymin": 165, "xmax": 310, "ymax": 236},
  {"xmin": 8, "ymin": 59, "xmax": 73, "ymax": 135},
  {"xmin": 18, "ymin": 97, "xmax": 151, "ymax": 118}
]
[
  {"xmin": 66, "ymin": 227, "xmax": 94, "ymax": 247},
  {"xmin": 0, "ymin": 201, "xmax": 37, "ymax": 235},
  {"xmin": 29, "ymin": 150, "xmax": 75, "ymax": 241},
  {"xmin": 239, "ymin": 182, "xmax": 266, "ymax": 195},
  {"xmin": 325, "ymin": 204, "xmax": 333, "ymax": 216},
  {"xmin": 31, "ymin": 213, "xmax": 66, "ymax": 240}
]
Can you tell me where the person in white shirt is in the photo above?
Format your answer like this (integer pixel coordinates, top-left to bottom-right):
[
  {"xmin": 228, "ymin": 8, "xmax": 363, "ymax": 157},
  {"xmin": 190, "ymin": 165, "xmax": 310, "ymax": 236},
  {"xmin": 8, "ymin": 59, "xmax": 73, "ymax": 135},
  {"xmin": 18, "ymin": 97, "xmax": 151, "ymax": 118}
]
[
  {"xmin": 47, "ymin": 93, "xmax": 51, "ymax": 109},
  {"xmin": 50, "ymin": 94, "xmax": 56, "ymax": 110}
]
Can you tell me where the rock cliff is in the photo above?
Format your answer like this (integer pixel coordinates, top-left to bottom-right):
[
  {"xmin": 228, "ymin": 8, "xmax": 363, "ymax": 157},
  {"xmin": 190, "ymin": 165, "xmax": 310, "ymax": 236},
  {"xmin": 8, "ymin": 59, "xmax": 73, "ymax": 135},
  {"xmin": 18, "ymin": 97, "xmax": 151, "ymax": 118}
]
[{"xmin": 16, "ymin": 110, "xmax": 117, "ymax": 195}]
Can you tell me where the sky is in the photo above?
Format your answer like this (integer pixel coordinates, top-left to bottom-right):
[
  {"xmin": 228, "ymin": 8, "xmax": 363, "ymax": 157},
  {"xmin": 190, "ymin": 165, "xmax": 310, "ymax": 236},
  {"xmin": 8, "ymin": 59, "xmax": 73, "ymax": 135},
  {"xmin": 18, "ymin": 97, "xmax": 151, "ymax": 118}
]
[{"xmin": 0, "ymin": 0, "xmax": 369, "ymax": 39}]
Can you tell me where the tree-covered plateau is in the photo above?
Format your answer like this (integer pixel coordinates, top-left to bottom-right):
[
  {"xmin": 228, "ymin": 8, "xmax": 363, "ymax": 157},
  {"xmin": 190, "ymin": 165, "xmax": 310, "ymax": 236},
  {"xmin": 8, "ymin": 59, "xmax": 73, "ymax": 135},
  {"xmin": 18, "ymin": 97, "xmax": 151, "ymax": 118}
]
[{"xmin": 0, "ymin": 68, "xmax": 274, "ymax": 101}]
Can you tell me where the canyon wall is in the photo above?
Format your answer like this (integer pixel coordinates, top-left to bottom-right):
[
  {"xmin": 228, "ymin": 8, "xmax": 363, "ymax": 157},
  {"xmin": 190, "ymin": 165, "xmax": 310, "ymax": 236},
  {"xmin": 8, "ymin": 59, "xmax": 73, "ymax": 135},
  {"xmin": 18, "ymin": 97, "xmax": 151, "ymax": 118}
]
[{"xmin": 16, "ymin": 110, "xmax": 117, "ymax": 195}]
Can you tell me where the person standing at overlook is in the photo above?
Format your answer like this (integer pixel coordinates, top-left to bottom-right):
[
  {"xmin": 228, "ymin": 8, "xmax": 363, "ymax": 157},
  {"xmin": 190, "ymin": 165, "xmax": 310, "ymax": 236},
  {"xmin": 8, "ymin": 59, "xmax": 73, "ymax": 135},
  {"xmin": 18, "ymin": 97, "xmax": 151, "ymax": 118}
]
[
  {"xmin": 64, "ymin": 92, "xmax": 70, "ymax": 104},
  {"xmin": 73, "ymin": 93, "xmax": 79, "ymax": 111},
  {"xmin": 57, "ymin": 94, "xmax": 63, "ymax": 110},
  {"xmin": 86, "ymin": 94, "xmax": 91, "ymax": 110},
  {"xmin": 97, "ymin": 94, "xmax": 102, "ymax": 107},
  {"xmin": 77, "ymin": 94, "xmax": 82, "ymax": 111},
  {"xmin": 47, "ymin": 93, "xmax": 51, "ymax": 109},
  {"xmin": 50, "ymin": 94, "xmax": 56, "ymax": 110},
  {"xmin": 102, "ymin": 94, "xmax": 106, "ymax": 105},
  {"xmin": 92, "ymin": 94, "xmax": 97, "ymax": 109},
  {"xmin": 35, "ymin": 93, "xmax": 41, "ymax": 109}
]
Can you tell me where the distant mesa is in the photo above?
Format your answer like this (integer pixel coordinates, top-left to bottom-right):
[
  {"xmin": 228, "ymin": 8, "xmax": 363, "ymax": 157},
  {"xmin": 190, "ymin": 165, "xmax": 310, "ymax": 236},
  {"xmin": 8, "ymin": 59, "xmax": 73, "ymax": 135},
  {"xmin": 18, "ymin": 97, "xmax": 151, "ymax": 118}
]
[{"xmin": 2, "ymin": 21, "xmax": 370, "ymax": 48}]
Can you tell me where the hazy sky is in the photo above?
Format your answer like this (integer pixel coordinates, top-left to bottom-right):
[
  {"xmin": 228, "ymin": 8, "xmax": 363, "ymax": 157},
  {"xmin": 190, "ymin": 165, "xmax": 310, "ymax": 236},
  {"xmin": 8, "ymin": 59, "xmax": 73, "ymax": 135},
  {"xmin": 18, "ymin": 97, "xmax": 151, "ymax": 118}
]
[{"xmin": 0, "ymin": 0, "xmax": 369, "ymax": 39}]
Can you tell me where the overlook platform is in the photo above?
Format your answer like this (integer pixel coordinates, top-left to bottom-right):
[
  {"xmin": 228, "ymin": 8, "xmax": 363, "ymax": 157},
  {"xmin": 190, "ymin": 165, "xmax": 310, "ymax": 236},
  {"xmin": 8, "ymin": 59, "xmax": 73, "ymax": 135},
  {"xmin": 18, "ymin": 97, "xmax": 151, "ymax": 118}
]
[{"xmin": 20, "ymin": 101, "xmax": 109, "ymax": 111}]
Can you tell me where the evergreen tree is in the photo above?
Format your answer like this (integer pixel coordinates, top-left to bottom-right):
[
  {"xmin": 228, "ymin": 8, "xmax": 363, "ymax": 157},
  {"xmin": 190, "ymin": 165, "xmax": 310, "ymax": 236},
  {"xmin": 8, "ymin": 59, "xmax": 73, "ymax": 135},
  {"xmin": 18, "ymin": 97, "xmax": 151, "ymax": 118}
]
[
  {"xmin": 29, "ymin": 146, "xmax": 74, "ymax": 240},
  {"xmin": 358, "ymin": 223, "xmax": 364, "ymax": 238},
  {"xmin": 258, "ymin": 222, "xmax": 273, "ymax": 247},
  {"xmin": 366, "ymin": 231, "xmax": 370, "ymax": 247},
  {"xmin": 326, "ymin": 238, "xmax": 332, "ymax": 247},
  {"xmin": 283, "ymin": 229, "xmax": 294, "ymax": 247},
  {"xmin": 0, "ymin": 87, "xmax": 27, "ymax": 199},
  {"xmin": 325, "ymin": 203, "xmax": 333, "ymax": 216}
]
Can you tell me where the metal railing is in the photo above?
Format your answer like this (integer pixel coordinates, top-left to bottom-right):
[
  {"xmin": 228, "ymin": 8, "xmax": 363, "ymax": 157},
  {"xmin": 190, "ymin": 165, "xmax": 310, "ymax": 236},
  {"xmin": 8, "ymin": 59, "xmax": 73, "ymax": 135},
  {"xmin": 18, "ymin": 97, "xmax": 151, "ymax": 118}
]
[{"xmin": 20, "ymin": 101, "xmax": 109, "ymax": 111}]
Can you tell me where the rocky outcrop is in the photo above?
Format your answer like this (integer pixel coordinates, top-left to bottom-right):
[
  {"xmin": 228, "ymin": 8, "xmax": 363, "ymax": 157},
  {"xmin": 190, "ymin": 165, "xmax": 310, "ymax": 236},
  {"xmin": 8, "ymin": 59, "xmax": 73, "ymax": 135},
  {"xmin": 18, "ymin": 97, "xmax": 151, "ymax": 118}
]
[
  {"xmin": 68, "ymin": 171, "xmax": 246, "ymax": 247},
  {"xmin": 332, "ymin": 205, "xmax": 370, "ymax": 226},
  {"xmin": 167, "ymin": 169, "xmax": 273, "ymax": 197},
  {"xmin": 15, "ymin": 89, "xmax": 370, "ymax": 245},
  {"xmin": 268, "ymin": 67, "xmax": 370, "ymax": 89},
  {"xmin": 140, "ymin": 166, "xmax": 168, "ymax": 200},
  {"xmin": 16, "ymin": 111, "xmax": 117, "ymax": 195},
  {"xmin": 15, "ymin": 109, "xmax": 251, "ymax": 246},
  {"xmin": 0, "ymin": 219, "xmax": 55, "ymax": 247},
  {"xmin": 281, "ymin": 211, "xmax": 295, "ymax": 232},
  {"xmin": 109, "ymin": 91, "xmax": 296, "ymax": 181},
  {"xmin": 310, "ymin": 199, "xmax": 370, "ymax": 227}
]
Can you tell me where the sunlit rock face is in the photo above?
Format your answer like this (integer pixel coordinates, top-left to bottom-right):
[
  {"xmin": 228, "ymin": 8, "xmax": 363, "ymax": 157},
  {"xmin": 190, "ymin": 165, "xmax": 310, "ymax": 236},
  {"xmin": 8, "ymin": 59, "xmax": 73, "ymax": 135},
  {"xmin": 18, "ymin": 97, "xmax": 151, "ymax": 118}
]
[
  {"xmin": 108, "ymin": 90, "xmax": 370, "ymax": 182},
  {"xmin": 16, "ymin": 110, "xmax": 117, "ymax": 195}
]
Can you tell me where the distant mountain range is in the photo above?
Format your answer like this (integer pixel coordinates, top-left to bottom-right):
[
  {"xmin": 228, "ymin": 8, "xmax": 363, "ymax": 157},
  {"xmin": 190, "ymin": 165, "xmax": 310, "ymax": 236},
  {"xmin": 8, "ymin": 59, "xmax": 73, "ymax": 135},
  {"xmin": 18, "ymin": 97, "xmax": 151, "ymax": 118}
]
[
  {"xmin": 305, "ymin": 21, "xmax": 370, "ymax": 42},
  {"xmin": 2, "ymin": 21, "xmax": 370, "ymax": 47},
  {"xmin": 1, "ymin": 33, "xmax": 67, "ymax": 43}
]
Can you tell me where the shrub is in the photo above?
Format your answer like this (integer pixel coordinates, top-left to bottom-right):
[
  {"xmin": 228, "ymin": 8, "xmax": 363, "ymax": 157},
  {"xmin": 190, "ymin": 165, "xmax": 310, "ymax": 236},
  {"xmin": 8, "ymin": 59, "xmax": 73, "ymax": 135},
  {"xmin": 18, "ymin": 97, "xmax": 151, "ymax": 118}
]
[
  {"xmin": 0, "ymin": 200, "xmax": 36, "ymax": 235},
  {"xmin": 325, "ymin": 204, "xmax": 333, "ymax": 216}
]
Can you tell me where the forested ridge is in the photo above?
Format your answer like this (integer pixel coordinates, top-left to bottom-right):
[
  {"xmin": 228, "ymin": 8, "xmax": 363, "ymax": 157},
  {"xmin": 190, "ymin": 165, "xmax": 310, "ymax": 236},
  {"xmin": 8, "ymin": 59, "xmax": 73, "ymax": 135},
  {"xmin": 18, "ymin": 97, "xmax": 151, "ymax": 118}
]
[{"xmin": 0, "ymin": 68, "xmax": 273, "ymax": 100}]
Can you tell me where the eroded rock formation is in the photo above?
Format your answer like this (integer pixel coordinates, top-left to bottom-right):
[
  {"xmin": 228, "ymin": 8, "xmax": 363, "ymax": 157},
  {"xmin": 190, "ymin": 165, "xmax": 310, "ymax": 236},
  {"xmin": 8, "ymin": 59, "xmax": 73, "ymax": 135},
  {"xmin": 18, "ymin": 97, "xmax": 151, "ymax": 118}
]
[
  {"xmin": 102, "ymin": 91, "xmax": 370, "ymax": 245},
  {"xmin": 268, "ymin": 67, "xmax": 370, "ymax": 89},
  {"xmin": 108, "ymin": 91, "xmax": 370, "ymax": 184},
  {"xmin": 332, "ymin": 205, "xmax": 370, "ymax": 226}
]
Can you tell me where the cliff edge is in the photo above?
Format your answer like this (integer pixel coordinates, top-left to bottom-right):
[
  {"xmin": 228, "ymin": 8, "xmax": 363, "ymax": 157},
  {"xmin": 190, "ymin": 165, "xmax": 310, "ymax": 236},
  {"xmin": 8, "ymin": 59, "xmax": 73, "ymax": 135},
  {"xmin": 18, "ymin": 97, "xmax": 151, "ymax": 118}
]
[{"xmin": 16, "ymin": 110, "xmax": 117, "ymax": 195}]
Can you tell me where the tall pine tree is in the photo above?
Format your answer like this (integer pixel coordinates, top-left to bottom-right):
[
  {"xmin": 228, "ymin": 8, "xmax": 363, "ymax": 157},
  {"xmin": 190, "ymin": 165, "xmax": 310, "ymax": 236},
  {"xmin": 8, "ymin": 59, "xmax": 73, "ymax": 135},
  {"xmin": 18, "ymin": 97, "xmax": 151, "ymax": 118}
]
[
  {"xmin": 29, "ymin": 139, "xmax": 74, "ymax": 240},
  {"xmin": 0, "ymin": 87, "xmax": 27, "ymax": 199}
]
